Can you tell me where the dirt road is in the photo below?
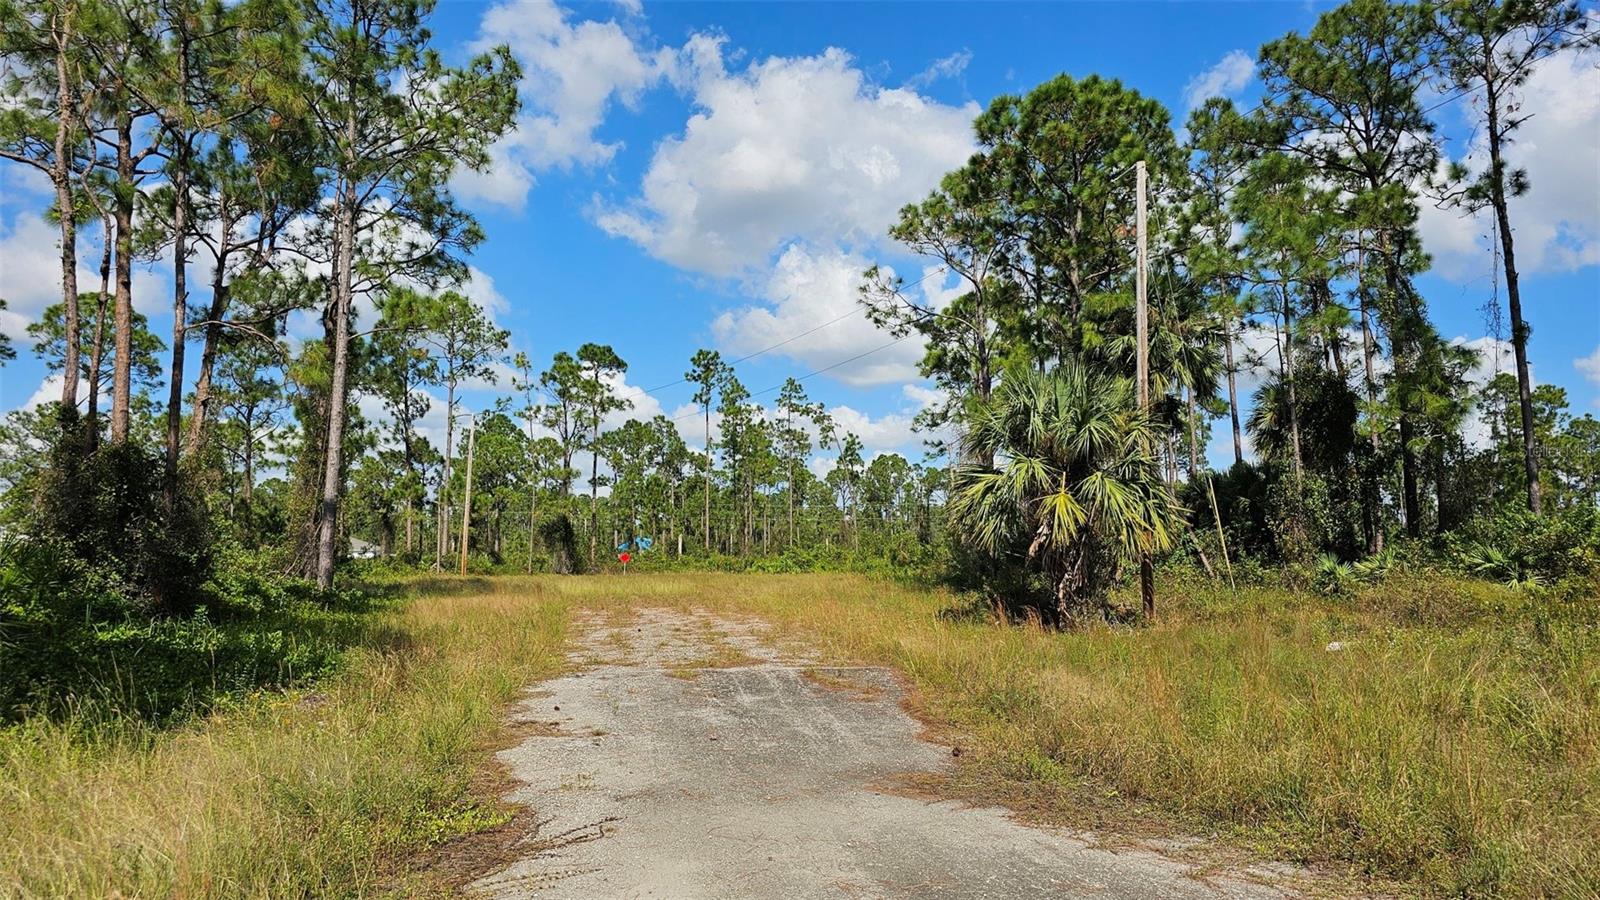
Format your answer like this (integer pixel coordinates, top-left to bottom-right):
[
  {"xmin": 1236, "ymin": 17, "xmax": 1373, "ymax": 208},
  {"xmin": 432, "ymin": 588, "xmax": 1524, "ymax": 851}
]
[{"xmin": 471, "ymin": 608, "xmax": 1301, "ymax": 899}]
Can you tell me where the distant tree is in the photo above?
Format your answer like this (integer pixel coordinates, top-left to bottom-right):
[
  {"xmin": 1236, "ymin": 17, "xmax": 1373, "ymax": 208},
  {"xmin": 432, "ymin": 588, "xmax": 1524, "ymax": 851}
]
[
  {"xmin": 301, "ymin": 0, "xmax": 519, "ymax": 587},
  {"xmin": 828, "ymin": 432, "xmax": 864, "ymax": 550},
  {"xmin": 212, "ymin": 336, "xmax": 288, "ymax": 545},
  {"xmin": 576, "ymin": 343, "xmax": 629, "ymax": 567},
  {"xmin": 28, "ymin": 299, "xmax": 165, "ymax": 400},
  {"xmin": 511, "ymin": 351, "xmax": 541, "ymax": 570},
  {"xmin": 1551, "ymin": 413, "xmax": 1600, "ymax": 507},
  {"xmin": 775, "ymin": 378, "xmax": 833, "ymax": 545},
  {"xmin": 684, "ymin": 349, "xmax": 728, "ymax": 550},
  {"xmin": 715, "ymin": 368, "xmax": 756, "ymax": 552},
  {"xmin": 1259, "ymin": 0, "xmax": 1440, "ymax": 536},
  {"xmin": 456, "ymin": 412, "xmax": 526, "ymax": 563},
  {"xmin": 598, "ymin": 417, "xmax": 658, "ymax": 551},
  {"xmin": 378, "ymin": 288, "xmax": 506, "ymax": 569},
  {"xmin": 1182, "ymin": 98, "xmax": 1252, "ymax": 466},
  {"xmin": 539, "ymin": 351, "xmax": 586, "ymax": 498},
  {"xmin": 369, "ymin": 304, "xmax": 438, "ymax": 557},
  {"xmin": 1232, "ymin": 150, "xmax": 1342, "ymax": 486}
]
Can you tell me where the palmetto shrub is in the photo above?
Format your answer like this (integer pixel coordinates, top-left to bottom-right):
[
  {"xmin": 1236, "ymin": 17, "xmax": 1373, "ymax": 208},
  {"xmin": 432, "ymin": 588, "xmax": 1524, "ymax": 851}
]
[{"xmin": 949, "ymin": 365, "xmax": 1178, "ymax": 624}]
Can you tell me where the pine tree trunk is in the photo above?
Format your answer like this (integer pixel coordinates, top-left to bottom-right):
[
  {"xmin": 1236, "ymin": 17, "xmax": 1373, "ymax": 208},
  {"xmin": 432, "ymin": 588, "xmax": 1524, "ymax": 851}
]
[
  {"xmin": 185, "ymin": 260, "xmax": 230, "ymax": 454},
  {"xmin": 85, "ymin": 218, "xmax": 111, "ymax": 447},
  {"xmin": 526, "ymin": 489, "xmax": 537, "ymax": 573},
  {"xmin": 1485, "ymin": 73, "xmax": 1541, "ymax": 516},
  {"xmin": 589, "ymin": 417, "xmax": 600, "ymax": 569},
  {"xmin": 1358, "ymin": 243, "xmax": 1383, "ymax": 554},
  {"xmin": 438, "ymin": 383, "xmax": 455, "ymax": 570},
  {"xmin": 241, "ymin": 410, "xmax": 255, "ymax": 541},
  {"xmin": 52, "ymin": 7, "xmax": 79, "ymax": 412},
  {"xmin": 315, "ymin": 171, "xmax": 357, "ymax": 590},
  {"xmin": 164, "ymin": 121, "xmax": 190, "ymax": 502},
  {"xmin": 1280, "ymin": 284, "xmax": 1303, "ymax": 484},
  {"xmin": 109, "ymin": 108, "xmax": 136, "ymax": 443},
  {"xmin": 1223, "ymin": 316, "xmax": 1243, "ymax": 467},
  {"xmin": 703, "ymin": 408, "xmax": 711, "ymax": 551}
]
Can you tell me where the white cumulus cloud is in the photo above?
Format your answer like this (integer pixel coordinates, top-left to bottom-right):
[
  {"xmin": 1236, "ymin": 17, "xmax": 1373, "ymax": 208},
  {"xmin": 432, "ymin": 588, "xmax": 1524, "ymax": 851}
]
[
  {"xmin": 711, "ymin": 244, "xmax": 925, "ymax": 387},
  {"xmin": 458, "ymin": 0, "xmax": 673, "ymax": 210},
  {"xmin": 1420, "ymin": 40, "xmax": 1600, "ymax": 280},
  {"xmin": 1183, "ymin": 50, "xmax": 1254, "ymax": 111},
  {"xmin": 1576, "ymin": 344, "xmax": 1600, "ymax": 403},
  {"xmin": 596, "ymin": 43, "xmax": 978, "ymax": 277}
]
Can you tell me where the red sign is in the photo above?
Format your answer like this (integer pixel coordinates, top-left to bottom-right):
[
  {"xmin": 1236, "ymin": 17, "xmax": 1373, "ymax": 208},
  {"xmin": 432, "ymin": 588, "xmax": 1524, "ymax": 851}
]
[{"xmin": 618, "ymin": 552, "xmax": 632, "ymax": 564}]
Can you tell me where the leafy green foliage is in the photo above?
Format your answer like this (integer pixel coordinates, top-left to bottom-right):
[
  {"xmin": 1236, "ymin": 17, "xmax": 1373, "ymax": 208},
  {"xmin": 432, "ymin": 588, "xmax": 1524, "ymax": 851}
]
[
  {"xmin": 1447, "ymin": 505, "xmax": 1600, "ymax": 596},
  {"xmin": 950, "ymin": 365, "xmax": 1178, "ymax": 623},
  {"xmin": 27, "ymin": 413, "xmax": 211, "ymax": 615},
  {"xmin": 539, "ymin": 511, "xmax": 579, "ymax": 575},
  {"xmin": 0, "ymin": 535, "xmax": 365, "ymax": 723}
]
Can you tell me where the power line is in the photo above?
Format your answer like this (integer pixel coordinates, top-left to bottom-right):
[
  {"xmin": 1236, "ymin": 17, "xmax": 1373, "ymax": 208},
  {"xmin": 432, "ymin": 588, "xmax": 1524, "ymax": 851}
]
[
  {"xmin": 606, "ymin": 263, "xmax": 948, "ymax": 408},
  {"xmin": 668, "ymin": 333, "xmax": 917, "ymax": 426}
]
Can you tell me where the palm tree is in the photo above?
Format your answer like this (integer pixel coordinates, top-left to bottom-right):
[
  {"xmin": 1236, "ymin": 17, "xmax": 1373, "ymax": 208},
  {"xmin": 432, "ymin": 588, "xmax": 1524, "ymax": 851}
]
[{"xmin": 950, "ymin": 365, "xmax": 1179, "ymax": 624}]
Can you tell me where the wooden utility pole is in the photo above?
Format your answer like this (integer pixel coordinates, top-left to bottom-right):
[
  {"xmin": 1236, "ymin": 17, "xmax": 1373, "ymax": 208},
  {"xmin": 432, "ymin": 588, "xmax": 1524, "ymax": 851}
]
[
  {"xmin": 458, "ymin": 415, "xmax": 477, "ymax": 577},
  {"xmin": 1135, "ymin": 160, "xmax": 1156, "ymax": 618}
]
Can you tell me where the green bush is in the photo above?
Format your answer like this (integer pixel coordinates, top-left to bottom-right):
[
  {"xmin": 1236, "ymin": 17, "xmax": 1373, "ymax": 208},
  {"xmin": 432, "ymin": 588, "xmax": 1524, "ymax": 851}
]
[
  {"xmin": 1447, "ymin": 506, "xmax": 1600, "ymax": 596},
  {"xmin": 0, "ymin": 415, "xmax": 377, "ymax": 722},
  {"xmin": 27, "ymin": 416, "xmax": 213, "ymax": 616},
  {"xmin": 1, "ymin": 537, "xmax": 368, "ymax": 723}
]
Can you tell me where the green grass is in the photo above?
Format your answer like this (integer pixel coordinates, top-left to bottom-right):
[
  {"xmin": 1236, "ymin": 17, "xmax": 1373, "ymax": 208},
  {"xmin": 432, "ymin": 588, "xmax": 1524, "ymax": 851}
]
[
  {"xmin": 0, "ymin": 578, "xmax": 568, "ymax": 898},
  {"xmin": 3, "ymin": 570, "xmax": 1595, "ymax": 897}
]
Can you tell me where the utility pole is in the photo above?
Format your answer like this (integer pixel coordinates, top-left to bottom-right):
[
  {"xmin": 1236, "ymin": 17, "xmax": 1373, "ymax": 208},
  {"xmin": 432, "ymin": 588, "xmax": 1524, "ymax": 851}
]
[
  {"xmin": 1135, "ymin": 160, "xmax": 1156, "ymax": 618},
  {"xmin": 458, "ymin": 415, "xmax": 477, "ymax": 577}
]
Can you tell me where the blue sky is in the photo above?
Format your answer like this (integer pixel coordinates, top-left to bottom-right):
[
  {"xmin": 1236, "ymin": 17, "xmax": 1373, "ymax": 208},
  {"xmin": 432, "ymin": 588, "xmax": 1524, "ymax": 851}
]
[{"xmin": 2, "ymin": 0, "xmax": 1597, "ymax": 470}]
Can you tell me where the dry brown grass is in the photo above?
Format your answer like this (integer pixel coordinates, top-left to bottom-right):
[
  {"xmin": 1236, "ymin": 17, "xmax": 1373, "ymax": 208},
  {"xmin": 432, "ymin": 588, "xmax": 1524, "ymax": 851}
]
[
  {"xmin": 5, "ymin": 571, "xmax": 1594, "ymax": 898},
  {"xmin": 499, "ymin": 572, "xmax": 1600, "ymax": 898}
]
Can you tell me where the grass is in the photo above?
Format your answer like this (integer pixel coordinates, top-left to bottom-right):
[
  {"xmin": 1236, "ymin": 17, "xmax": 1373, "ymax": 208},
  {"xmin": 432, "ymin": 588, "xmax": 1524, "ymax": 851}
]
[
  {"xmin": 3, "ymin": 569, "xmax": 1595, "ymax": 897},
  {"xmin": 0, "ymin": 578, "xmax": 568, "ymax": 898},
  {"xmin": 503, "ymin": 571, "xmax": 1599, "ymax": 898}
]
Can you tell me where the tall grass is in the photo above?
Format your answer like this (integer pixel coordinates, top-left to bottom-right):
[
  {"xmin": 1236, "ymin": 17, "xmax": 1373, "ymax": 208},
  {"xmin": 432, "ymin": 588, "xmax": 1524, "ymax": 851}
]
[
  {"xmin": 0, "ymin": 581, "xmax": 567, "ymax": 898},
  {"xmin": 515, "ymin": 572, "xmax": 1600, "ymax": 897},
  {"xmin": 4, "ymin": 571, "xmax": 1594, "ymax": 897}
]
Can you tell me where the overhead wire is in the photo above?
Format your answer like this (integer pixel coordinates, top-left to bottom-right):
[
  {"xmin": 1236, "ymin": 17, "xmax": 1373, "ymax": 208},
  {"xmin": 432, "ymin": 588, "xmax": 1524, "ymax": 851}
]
[
  {"xmin": 667, "ymin": 333, "xmax": 918, "ymax": 426},
  {"xmin": 605, "ymin": 263, "xmax": 949, "ymax": 409}
]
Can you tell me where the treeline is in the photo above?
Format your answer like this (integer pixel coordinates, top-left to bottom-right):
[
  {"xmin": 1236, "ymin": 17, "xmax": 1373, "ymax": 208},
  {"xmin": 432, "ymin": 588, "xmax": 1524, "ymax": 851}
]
[
  {"xmin": 342, "ymin": 333, "xmax": 947, "ymax": 575},
  {"xmin": 0, "ymin": 0, "xmax": 947, "ymax": 601},
  {"xmin": 866, "ymin": 0, "xmax": 1599, "ymax": 619},
  {"xmin": 0, "ymin": 0, "xmax": 522, "ymax": 718},
  {"xmin": 1, "ymin": 0, "xmax": 1598, "ymax": 642},
  {"xmin": 0, "ymin": 0, "xmax": 518, "ymax": 594}
]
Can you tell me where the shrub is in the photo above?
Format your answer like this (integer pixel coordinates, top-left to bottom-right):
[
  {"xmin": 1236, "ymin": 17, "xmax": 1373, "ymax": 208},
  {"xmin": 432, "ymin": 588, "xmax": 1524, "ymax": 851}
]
[
  {"xmin": 539, "ymin": 513, "xmax": 579, "ymax": 574},
  {"xmin": 25, "ymin": 414, "xmax": 213, "ymax": 616},
  {"xmin": 1311, "ymin": 552, "xmax": 1355, "ymax": 596},
  {"xmin": 1447, "ymin": 506, "xmax": 1600, "ymax": 595},
  {"xmin": 1, "ymin": 536, "xmax": 365, "ymax": 724}
]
